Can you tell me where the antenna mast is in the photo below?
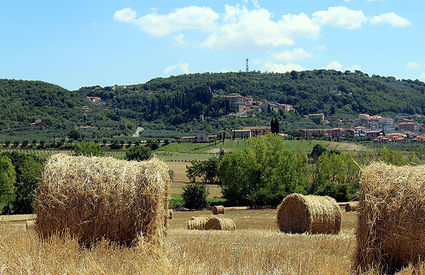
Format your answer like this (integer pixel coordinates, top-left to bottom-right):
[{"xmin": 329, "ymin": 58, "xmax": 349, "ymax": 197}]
[{"xmin": 246, "ymin": 58, "xmax": 249, "ymax": 72}]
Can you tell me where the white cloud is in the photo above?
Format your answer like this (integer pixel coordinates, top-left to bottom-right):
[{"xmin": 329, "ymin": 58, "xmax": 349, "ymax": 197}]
[
  {"xmin": 419, "ymin": 73, "xmax": 425, "ymax": 82},
  {"xmin": 312, "ymin": 6, "xmax": 367, "ymax": 29},
  {"xmin": 164, "ymin": 61, "xmax": 190, "ymax": 74},
  {"xmin": 367, "ymin": 0, "xmax": 384, "ymax": 2},
  {"xmin": 262, "ymin": 62, "xmax": 304, "ymax": 73},
  {"xmin": 252, "ymin": 0, "xmax": 260, "ymax": 9},
  {"xmin": 202, "ymin": 6, "xmax": 319, "ymax": 50},
  {"xmin": 370, "ymin": 12, "xmax": 411, "ymax": 27},
  {"xmin": 325, "ymin": 61, "xmax": 343, "ymax": 71},
  {"xmin": 407, "ymin": 62, "xmax": 420, "ymax": 68},
  {"xmin": 113, "ymin": 8, "xmax": 137, "ymax": 23},
  {"xmin": 271, "ymin": 48, "xmax": 312, "ymax": 61},
  {"xmin": 173, "ymin": 34, "xmax": 185, "ymax": 46},
  {"xmin": 114, "ymin": 6, "xmax": 219, "ymax": 36},
  {"xmin": 279, "ymin": 13, "xmax": 320, "ymax": 39},
  {"xmin": 315, "ymin": 45, "xmax": 328, "ymax": 51},
  {"xmin": 325, "ymin": 61, "xmax": 361, "ymax": 71},
  {"xmin": 114, "ymin": 5, "xmax": 409, "ymax": 51}
]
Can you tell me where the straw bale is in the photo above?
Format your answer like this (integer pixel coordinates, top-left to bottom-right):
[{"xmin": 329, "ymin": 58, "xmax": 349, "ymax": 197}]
[
  {"xmin": 212, "ymin": 205, "xmax": 225, "ymax": 215},
  {"xmin": 187, "ymin": 216, "xmax": 210, "ymax": 230},
  {"xmin": 26, "ymin": 220, "xmax": 35, "ymax": 231},
  {"xmin": 276, "ymin": 193, "xmax": 341, "ymax": 234},
  {"xmin": 205, "ymin": 217, "xmax": 236, "ymax": 231},
  {"xmin": 354, "ymin": 162, "xmax": 425, "ymax": 273},
  {"xmin": 34, "ymin": 154, "xmax": 170, "ymax": 246},
  {"xmin": 345, "ymin": 201, "xmax": 358, "ymax": 212}
]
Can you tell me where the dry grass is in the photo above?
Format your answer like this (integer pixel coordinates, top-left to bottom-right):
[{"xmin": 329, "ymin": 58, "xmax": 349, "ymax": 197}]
[{"xmin": 1, "ymin": 209, "xmax": 424, "ymax": 274}]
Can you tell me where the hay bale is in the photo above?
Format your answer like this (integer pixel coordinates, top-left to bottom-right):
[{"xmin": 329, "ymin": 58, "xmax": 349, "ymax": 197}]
[
  {"xmin": 345, "ymin": 201, "xmax": 358, "ymax": 212},
  {"xmin": 276, "ymin": 193, "xmax": 341, "ymax": 234},
  {"xmin": 168, "ymin": 209, "xmax": 173, "ymax": 219},
  {"xmin": 26, "ymin": 220, "xmax": 35, "ymax": 231},
  {"xmin": 212, "ymin": 205, "xmax": 225, "ymax": 215},
  {"xmin": 205, "ymin": 217, "xmax": 236, "ymax": 231},
  {"xmin": 354, "ymin": 162, "xmax": 425, "ymax": 273},
  {"xmin": 187, "ymin": 216, "xmax": 210, "ymax": 230},
  {"xmin": 34, "ymin": 154, "xmax": 170, "ymax": 246}
]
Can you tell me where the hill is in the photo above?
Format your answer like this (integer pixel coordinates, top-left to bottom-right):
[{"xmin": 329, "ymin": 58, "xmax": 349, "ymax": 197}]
[
  {"xmin": 0, "ymin": 79, "xmax": 125, "ymax": 138},
  {"xmin": 79, "ymin": 70, "xmax": 425, "ymax": 125},
  {"xmin": 2, "ymin": 70, "xmax": 425, "ymax": 139}
]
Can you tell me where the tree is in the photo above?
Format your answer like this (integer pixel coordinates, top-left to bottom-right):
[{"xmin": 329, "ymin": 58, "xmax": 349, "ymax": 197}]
[
  {"xmin": 217, "ymin": 134, "xmax": 307, "ymax": 206},
  {"xmin": 186, "ymin": 157, "xmax": 219, "ymax": 184},
  {"xmin": 68, "ymin": 129, "xmax": 81, "ymax": 140},
  {"xmin": 310, "ymin": 151, "xmax": 359, "ymax": 201},
  {"xmin": 74, "ymin": 142, "xmax": 104, "ymax": 156},
  {"xmin": 182, "ymin": 182, "xmax": 209, "ymax": 210},
  {"xmin": 309, "ymin": 144, "xmax": 327, "ymax": 162},
  {"xmin": 0, "ymin": 155, "xmax": 16, "ymax": 211},
  {"xmin": 0, "ymin": 152, "xmax": 45, "ymax": 213},
  {"xmin": 125, "ymin": 146, "xmax": 152, "ymax": 161}
]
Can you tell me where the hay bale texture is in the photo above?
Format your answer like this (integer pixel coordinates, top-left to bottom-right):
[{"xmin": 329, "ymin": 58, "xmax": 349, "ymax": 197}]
[
  {"xmin": 277, "ymin": 193, "xmax": 341, "ymax": 234},
  {"xmin": 205, "ymin": 217, "xmax": 236, "ymax": 231},
  {"xmin": 187, "ymin": 217, "xmax": 210, "ymax": 230},
  {"xmin": 345, "ymin": 201, "xmax": 358, "ymax": 212},
  {"xmin": 354, "ymin": 162, "xmax": 425, "ymax": 273},
  {"xmin": 212, "ymin": 205, "xmax": 225, "ymax": 215},
  {"xmin": 34, "ymin": 154, "xmax": 170, "ymax": 246}
]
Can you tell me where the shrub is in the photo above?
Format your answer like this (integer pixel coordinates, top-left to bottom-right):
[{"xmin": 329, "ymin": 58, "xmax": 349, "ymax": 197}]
[
  {"xmin": 74, "ymin": 142, "xmax": 104, "ymax": 157},
  {"xmin": 0, "ymin": 152, "xmax": 44, "ymax": 214},
  {"xmin": 126, "ymin": 146, "xmax": 152, "ymax": 161},
  {"xmin": 0, "ymin": 155, "xmax": 16, "ymax": 212},
  {"xmin": 182, "ymin": 182, "xmax": 209, "ymax": 210}
]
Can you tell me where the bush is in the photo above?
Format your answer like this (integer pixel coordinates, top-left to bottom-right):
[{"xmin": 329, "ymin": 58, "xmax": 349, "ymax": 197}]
[
  {"xmin": 74, "ymin": 142, "xmax": 104, "ymax": 157},
  {"xmin": 310, "ymin": 151, "xmax": 359, "ymax": 201},
  {"xmin": 0, "ymin": 155, "xmax": 16, "ymax": 212},
  {"xmin": 0, "ymin": 152, "xmax": 44, "ymax": 214},
  {"xmin": 182, "ymin": 182, "xmax": 209, "ymax": 210},
  {"xmin": 125, "ymin": 146, "xmax": 152, "ymax": 161}
]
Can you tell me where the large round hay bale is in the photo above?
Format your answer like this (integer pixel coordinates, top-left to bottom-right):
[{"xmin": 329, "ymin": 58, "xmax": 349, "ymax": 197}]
[
  {"xmin": 187, "ymin": 216, "xmax": 210, "ymax": 230},
  {"xmin": 34, "ymin": 154, "xmax": 170, "ymax": 246},
  {"xmin": 205, "ymin": 217, "xmax": 236, "ymax": 231},
  {"xmin": 353, "ymin": 162, "xmax": 425, "ymax": 273},
  {"xmin": 345, "ymin": 201, "xmax": 358, "ymax": 212},
  {"xmin": 276, "ymin": 193, "xmax": 341, "ymax": 234},
  {"xmin": 212, "ymin": 205, "xmax": 225, "ymax": 215}
]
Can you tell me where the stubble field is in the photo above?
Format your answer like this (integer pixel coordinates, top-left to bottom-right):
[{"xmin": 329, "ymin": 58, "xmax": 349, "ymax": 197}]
[{"xmin": 1, "ymin": 209, "xmax": 421, "ymax": 274}]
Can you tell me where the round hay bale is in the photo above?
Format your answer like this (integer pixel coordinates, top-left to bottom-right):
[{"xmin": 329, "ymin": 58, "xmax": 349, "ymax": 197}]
[
  {"xmin": 187, "ymin": 216, "xmax": 210, "ymax": 230},
  {"xmin": 276, "ymin": 193, "xmax": 341, "ymax": 234},
  {"xmin": 353, "ymin": 162, "xmax": 425, "ymax": 273},
  {"xmin": 26, "ymin": 220, "xmax": 35, "ymax": 231},
  {"xmin": 168, "ymin": 209, "xmax": 173, "ymax": 219},
  {"xmin": 205, "ymin": 217, "xmax": 236, "ymax": 231},
  {"xmin": 345, "ymin": 201, "xmax": 358, "ymax": 212},
  {"xmin": 34, "ymin": 154, "xmax": 170, "ymax": 247},
  {"xmin": 212, "ymin": 205, "xmax": 225, "ymax": 215}
]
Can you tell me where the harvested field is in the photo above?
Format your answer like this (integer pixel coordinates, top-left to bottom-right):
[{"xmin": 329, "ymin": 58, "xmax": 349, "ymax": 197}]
[{"xmin": 1, "ymin": 209, "xmax": 424, "ymax": 274}]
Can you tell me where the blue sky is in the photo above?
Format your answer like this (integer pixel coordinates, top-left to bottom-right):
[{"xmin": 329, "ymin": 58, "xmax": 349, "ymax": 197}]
[{"xmin": 1, "ymin": 0, "xmax": 424, "ymax": 90}]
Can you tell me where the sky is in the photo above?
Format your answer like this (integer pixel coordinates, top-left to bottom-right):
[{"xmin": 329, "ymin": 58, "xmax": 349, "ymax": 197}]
[{"xmin": 1, "ymin": 0, "xmax": 424, "ymax": 90}]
